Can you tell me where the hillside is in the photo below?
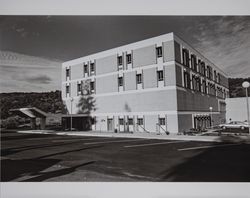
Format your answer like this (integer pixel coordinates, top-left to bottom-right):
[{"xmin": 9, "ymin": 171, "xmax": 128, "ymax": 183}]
[
  {"xmin": 0, "ymin": 90, "xmax": 63, "ymax": 119},
  {"xmin": 0, "ymin": 77, "xmax": 249, "ymax": 120},
  {"xmin": 229, "ymin": 77, "xmax": 250, "ymax": 98}
]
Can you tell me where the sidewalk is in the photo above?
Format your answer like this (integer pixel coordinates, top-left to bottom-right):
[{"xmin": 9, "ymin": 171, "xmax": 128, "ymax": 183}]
[{"xmin": 17, "ymin": 130, "xmax": 229, "ymax": 142}]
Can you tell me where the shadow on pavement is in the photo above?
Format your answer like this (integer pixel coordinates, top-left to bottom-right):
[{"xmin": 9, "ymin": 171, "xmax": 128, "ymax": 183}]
[
  {"xmin": 1, "ymin": 158, "xmax": 61, "ymax": 181},
  {"xmin": 1, "ymin": 145, "xmax": 102, "ymax": 182},
  {"xmin": 160, "ymin": 136, "xmax": 250, "ymax": 182},
  {"xmin": 1, "ymin": 141, "xmax": 85, "ymax": 157},
  {"xmin": 22, "ymin": 161, "xmax": 96, "ymax": 182},
  {"xmin": 1, "ymin": 133, "xmax": 53, "ymax": 141}
]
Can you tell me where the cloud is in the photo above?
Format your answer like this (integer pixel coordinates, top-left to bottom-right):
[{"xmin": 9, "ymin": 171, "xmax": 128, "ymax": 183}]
[
  {"xmin": 22, "ymin": 74, "xmax": 52, "ymax": 84},
  {"xmin": 187, "ymin": 16, "xmax": 250, "ymax": 78},
  {"xmin": 0, "ymin": 50, "xmax": 61, "ymax": 92}
]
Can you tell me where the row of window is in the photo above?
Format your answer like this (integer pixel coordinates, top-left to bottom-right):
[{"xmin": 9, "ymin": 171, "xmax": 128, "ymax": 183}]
[
  {"xmin": 65, "ymin": 46, "xmax": 164, "ymax": 80},
  {"xmin": 116, "ymin": 117, "xmax": 165, "ymax": 126},
  {"xmin": 182, "ymin": 48, "xmax": 221, "ymax": 84},
  {"xmin": 118, "ymin": 70, "xmax": 164, "ymax": 87},
  {"xmin": 65, "ymin": 70, "xmax": 164, "ymax": 97},
  {"xmin": 183, "ymin": 70, "xmax": 227, "ymax": 98}
]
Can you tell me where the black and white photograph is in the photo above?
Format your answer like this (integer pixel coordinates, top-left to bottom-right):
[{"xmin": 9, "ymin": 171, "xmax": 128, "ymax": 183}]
[{"xmin": 0, "ymin": 0, "xmax": 250, "ymax": 198}]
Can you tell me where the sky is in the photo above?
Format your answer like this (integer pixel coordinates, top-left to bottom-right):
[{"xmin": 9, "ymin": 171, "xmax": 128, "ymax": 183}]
[{"xmin": 0, "ymin": 16, "xmax": 250, "ymax": 93}]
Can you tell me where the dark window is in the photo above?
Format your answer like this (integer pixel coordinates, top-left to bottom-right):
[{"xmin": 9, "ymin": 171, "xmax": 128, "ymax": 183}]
[
  {"xmin": 90, "ymin": 81, "xmax": 95, "ymax": 92},
  {"xmin": 126, "ymin": 54, "xmax": 132, "ymax": 64},
  {"xmin": 136, "ymin": 74, "xmax": 142, "ymax": 84},
  {"xmin": 66, "ymin": 85, "xmax": 70, "ymax": 94},
  {"xmin": 184, "ymin": 71, "xmax": 191, "ymax": 89},
  {"xmin": 84, "ymin": 64, "xmax": 88, "ymax": 74},
  {"xmin": 128, "ymin": 118, "xmax": 133, "ymax": 125},
  {"xmin": 90, "ymin": 63, "xmax": 95, "ymax": 73},
  {"xmin": 182, "ymin": 48, "xmax": 190, "ymax": 67},
  {"xmin": 218, "ymin": 73, "xmax": 221, "ymax": 84},
  {"xmin": 157, "ymin": 70, "xmax": 164, "ymax": 81},
  {"xmin": 66, "ymin": 68, "xmax": 70, "ymax": 78},
  {"xmin": 118, "ymin": 56, "xmax": 123, "ymax": 65},
  {"xmin": 192, "ymin": 75, "xmax": 196, "ymax": 90},
  {"xmin": 77, "ymin": 83, "xmax": 82, "ymax": 92},
  {"xmin": 200, "ymin": 61, "xmax": 206, "ymax": 76},
  {"xmin": 137, "ymin": 118, "xmax": 143, "ymax": 125},
  {"xmin": 118, "ymin": 77, "xmax": 123, "ymax": 86},
  {"xmin": 159, "ymin": 118, "xmax": 165, "ymax": 125},
  {"xmin": 119, "ymin": 118, "xmax": 124, "ymax": 125},
  {"xmin": 202, "ymin": 80, "xmax": 207, "ymax": 94},
  {"xmin": 156, "ymin": 46, "xmax": 163, "ymax": 57},
  {"xmin": 191, "ymin": 54, "xmax": 197, "ymax": 71}
]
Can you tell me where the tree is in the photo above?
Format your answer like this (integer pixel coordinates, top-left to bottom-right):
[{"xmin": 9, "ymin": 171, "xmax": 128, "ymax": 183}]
[{"xmin": 77, "ymin": 80, "xmax": 96, "ymax": 115}]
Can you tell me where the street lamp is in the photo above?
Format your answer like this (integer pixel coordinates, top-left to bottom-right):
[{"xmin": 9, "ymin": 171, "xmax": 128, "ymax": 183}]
[
  {"xmin": 242, "ymin": 81, "xmax": 250, "ymax": 134},
  {"xmin": 70, "ymin": 97, "xmax": 74, "ymax": 131},
  {"xmin": 209, "ymin": 106, "xmax": 213, "ymax": 128}
]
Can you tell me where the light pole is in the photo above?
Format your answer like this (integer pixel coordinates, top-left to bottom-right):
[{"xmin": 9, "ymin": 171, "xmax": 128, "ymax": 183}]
[
  {"xmin": 209, "ymin": 106, "xmax": 213, "ymax": 128},
  {"xmin": 70, "ymin": 97, "xmax": 74, "ymax": 131},
  {"xmin": 242, "ymin": 81, "xmax": 250, "ymax": 134}
]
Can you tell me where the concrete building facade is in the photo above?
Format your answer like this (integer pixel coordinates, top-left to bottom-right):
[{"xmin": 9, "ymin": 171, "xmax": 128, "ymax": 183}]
[{"xmin": 62, "ymin": 32, "xmax": 229, "ymax": 134}]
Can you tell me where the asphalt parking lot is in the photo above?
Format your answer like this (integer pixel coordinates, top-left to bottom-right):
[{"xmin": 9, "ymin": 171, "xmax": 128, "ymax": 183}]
[{"xmin": 1, "ymin": 130, "xmax": 250, "ymax": 182}]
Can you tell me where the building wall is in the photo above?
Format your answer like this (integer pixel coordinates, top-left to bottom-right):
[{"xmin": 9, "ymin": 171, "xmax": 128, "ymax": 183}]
[
  {"xmin": 94, "ymin": 89, "xmax": 178, "ymax": 114},
  {"xmin": 96, "ymin": 74, "xmax": 118, "ymax": 94},
  {"xmin": 133, "ymin": 45, "xmax": 156, "ymax": 67},
  {"xmin": 163, "ymin": 40, "xmax": 175, "ymax": 62},
  {"xmin": 61, "ymin": 32, "xmax": 228, "ymax": 134},
  {"xmin": 124, "ymin": 71, "xmax": 136, "ymax": 91},
  {"xmin": 176, "ymin": 89, "xmax": 219, "ymax": 112},
  {"xmin": 178, "ymin": 114, "xmax": 193, "ymax": 133},
  {"xmin": 143, "ymin": 68, "xmax": 157, "ymax": 88},
  {"xmin": 96, "ymin": 54, "xmax": 117, "ymax": 75},
  {"xmin": 226, "ymin": 97, "xmax": 250, "ymax": 122},
  {"xmin": 71, "ymin": 63, "xmax": 83, "ymax": 79}
]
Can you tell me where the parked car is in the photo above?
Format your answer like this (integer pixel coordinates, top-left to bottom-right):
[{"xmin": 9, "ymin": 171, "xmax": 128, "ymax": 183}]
[{"xmin": 219, "ymin": 121, "xmax": 249, "ymax": 130}]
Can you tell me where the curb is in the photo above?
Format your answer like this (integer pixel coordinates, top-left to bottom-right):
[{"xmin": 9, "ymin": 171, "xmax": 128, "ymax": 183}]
[{"xmin": 17, "ymin": 130, "xmax": 223, "ymax": 142}]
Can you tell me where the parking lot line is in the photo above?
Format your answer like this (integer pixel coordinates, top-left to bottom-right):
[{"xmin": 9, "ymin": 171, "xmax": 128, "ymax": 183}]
[
  {"xmin": 124, "ymin": 140, "xmax": 187, "ymax": 148},
  {"xmin": 178, "ymin": 143, "xmax": 242, "ymax": 151},
  {"xmin": 52, "ymin": 137, "xmax": 112, "ymax": 143},
  {"xmin": 84, "ymin": 138, "xmax": 148, "ymax": 145}
]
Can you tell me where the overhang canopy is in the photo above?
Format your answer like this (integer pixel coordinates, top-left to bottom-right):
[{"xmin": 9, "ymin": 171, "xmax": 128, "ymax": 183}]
[{"xmin": 10, "ymin": 107, "xmax": 47, "ymax": 118}]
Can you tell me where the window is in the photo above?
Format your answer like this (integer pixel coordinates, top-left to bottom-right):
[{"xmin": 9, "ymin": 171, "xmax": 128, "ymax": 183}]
[
  {"xmin": 90, "ymin": 81, "xmax": 95, "ymax": 93},
  {"xmin": 207, "ymin": 65, "xmax": 213, "ymax": 80},
  {"xmin": 157, "ymin": 70, "xmax": 164, "ymax": 81},
  {"xmin": 202, "ymin": 80, "xmax": 207, "ymax": 94},
  {"xmin": 191, "ymin": 54, "xmax": 197, "ymax": 71},
  {"xmin": 184, "ymin": 71, "xmax": 191, "ymax": 89},
  {"xmin": 159, "ymin": 118, "xmax": 165, "ymax": 125},
  {"xmin": 126, "ymin": 54, "xmax": 132, "ymax": 64},
  {"xmin": 156, "ymin": 46, "xmax": 162, "ymax": 57},
  {"xmin": 66, "ymin": 85, "xmax": 70, "ymax": 94},
  {"xmin": 182, "ymin": 48, "xmax": 190, "ymax": 67},
  {"xmin": 214, "ymin": 70, "xmax": 217, "ymax": 82},
  {"xmin": 66, "ymin": 68, "xmax": 70, "ymax": 78},
  {"xmin": 119, "ymin": 118, "xmax": 124, "ymax": 125},
  {"xmin": 84, "ymin": 64, "xmax": 88, "ymax": 74},
  {"xmin": 77, "ymin": 83, "xmax": 82, "ymax": 92},
  {"xmin": 137, "ymin": 118, "xmax": 143, "ymax": 125},
  {"xmin": 200, "ymin": 61, "xmax": 206, "ymax": 76},
  {"xmin": 218, "ymin": 73, "xmax": 221, "ymax": 84},
  {"xmin": 128, "ymin": 118, "xmax": 133, "ymax": 125},
  {"xmin": 90, "ymin": 63, "xmax": 95, "ymax": 73},
  {"xmin": 118, "ymin": 77, "xmax": 123, "ymax": 87},
  {"xmin": 136, "ymin": 74, "xmax": 142, "ymax": 84},
  {"xmin": 118, "ymin": 56, "xmax": 123, "ymax": 65}
]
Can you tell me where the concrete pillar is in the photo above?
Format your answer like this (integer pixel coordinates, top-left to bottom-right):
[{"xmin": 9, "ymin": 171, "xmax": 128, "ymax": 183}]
[
  {"xmin": 30, "ymin": 118, "xmax": 36, "ymax": 129},
  {"xmin": 40, "ymin": 118, "xmax": 46, "ymax": 130}
]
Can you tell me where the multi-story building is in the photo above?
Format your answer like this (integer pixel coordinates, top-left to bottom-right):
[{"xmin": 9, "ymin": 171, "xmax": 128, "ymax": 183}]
[{"xmin": 61, "ymin": 32, "xmax": 229, "ymax": 134}]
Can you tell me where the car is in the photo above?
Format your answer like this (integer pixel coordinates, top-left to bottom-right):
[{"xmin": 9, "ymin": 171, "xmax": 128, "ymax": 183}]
[{"xmin": 219, "ymin": 121, "xmax": 249, "ymax": 130}]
